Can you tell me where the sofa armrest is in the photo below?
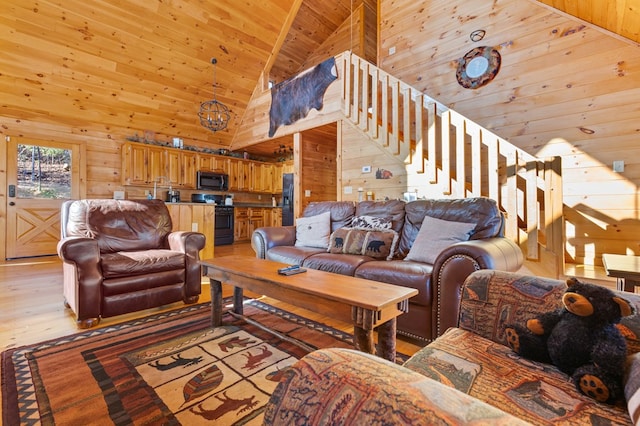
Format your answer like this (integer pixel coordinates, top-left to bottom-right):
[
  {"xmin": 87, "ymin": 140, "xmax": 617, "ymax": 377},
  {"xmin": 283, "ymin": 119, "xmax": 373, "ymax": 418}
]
[
  {"xmin": 431, "ymin": 237, "xmax": 524, "ymax": 337},
  {"xmin": 251, "ymin": 226, "xmax": 296, "ymax": 259},
  {"xmin": 458, "ymin": 269, "xmax": 567, "ymax": 344},
  {"xmin": 265, "ymin": 348, "xmax": 529, "ymax": 425},
  {"xmin": 57, "ymin": 237, "xmax": 102, "ymax": 321},
  {"xmin": 168, "ymin": 231, "xmax": 206, "ymax": 299}
]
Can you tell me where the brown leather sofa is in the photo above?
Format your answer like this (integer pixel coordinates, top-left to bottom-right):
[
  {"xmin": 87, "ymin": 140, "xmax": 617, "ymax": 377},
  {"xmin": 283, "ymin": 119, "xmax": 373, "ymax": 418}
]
[
  {"xmin": 58, "ymin": 199, "xmax": 206, "ymax": 328},
  {"xmin": 251, "ymin": 197, "xmax": 524, "ymax": 342}
]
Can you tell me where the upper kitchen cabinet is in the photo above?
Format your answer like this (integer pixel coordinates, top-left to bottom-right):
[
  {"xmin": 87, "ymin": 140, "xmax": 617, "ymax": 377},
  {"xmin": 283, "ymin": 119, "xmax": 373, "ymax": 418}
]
[
  {"xmin": 122, "ymin": 142, "xmax": 196, "ymax": 188},
  {"xmin": 122, "ymin": 143, "xmax": 165, "ymax": 185},
  {"xmin": 166, "ymin": 149, "xmax": 197, "ymax": 188}
]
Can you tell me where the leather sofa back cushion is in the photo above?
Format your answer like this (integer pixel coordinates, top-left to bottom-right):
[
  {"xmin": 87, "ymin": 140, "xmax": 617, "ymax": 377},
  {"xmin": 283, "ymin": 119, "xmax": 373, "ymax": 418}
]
[
  {"xmin": 398, "ymin": 198, "xmax": 504, "ymax": 258},
  {"xmin": 303, "ymin": 201, "xmax": 355, "ymax": 232},
  {"xmin": 65, "ymin": 199, "xmax": 172, "ymax": 254}
]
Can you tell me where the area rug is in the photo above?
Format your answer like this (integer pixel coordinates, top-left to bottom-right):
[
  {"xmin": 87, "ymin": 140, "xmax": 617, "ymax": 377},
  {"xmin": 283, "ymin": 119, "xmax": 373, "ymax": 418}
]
[{"xmin": 2, "ymin": 299, "xmax": 408, "ymax": 425}]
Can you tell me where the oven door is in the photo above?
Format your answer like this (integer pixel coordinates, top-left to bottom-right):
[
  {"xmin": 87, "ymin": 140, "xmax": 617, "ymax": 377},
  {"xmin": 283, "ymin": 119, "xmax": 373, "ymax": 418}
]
[{"xmin": 214, "ymin": 207, "xmax": 234, "ymax": 246}]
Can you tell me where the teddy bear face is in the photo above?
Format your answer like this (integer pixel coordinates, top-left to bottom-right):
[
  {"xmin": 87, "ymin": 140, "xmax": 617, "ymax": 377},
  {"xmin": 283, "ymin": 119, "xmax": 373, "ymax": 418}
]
[{"xmin": 563, "ymin": 279, "xmax": 633, "ymax": 325}]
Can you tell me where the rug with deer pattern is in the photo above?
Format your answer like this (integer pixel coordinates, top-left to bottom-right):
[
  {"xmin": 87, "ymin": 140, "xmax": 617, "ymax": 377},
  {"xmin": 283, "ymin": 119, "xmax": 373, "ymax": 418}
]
[{"xmin": 2, "ymin": 300, "xmax": 360, "ymax": 425}]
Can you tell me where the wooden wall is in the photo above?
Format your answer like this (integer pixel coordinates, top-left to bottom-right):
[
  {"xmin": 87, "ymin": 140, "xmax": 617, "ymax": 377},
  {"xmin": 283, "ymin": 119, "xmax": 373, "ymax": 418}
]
[
  {"xmin": 378, "ymin": 0, "xmax": 640, "ymax": 267},
  {"xmin": 298, "ymin": 123, "xmax": 338, "ymax": 211}
]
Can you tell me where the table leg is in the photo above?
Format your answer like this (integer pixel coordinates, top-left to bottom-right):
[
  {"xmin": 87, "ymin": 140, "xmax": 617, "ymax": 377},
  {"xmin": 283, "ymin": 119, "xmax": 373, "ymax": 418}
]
[
  {"xmin": 210, "ymin": 278, "xmax": 223, "ymax": 327},
  {"xmin": 353, "ymin": 325, "xmax": 374, "ymax": 355},
  {"xmin": 233, "ymin": 286, "xmax": 244, "ymax": 315},
  {"xmin": 619, "ymin": 278, "xmax": 640, "ymax": 293},
  {"xmin": 376, "ymin": 318, "xmax": 397, "ymax": 363}
]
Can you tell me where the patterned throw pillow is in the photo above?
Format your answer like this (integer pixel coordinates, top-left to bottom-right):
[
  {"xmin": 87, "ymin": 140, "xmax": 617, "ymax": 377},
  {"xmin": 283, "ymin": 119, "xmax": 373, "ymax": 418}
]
[
  {"xmin": 350, "ymin": 215, "xmax": 392, "ymax": 230},
  {"xmin": 328, "ymin": 228, "xmax": 399, "ymax": 260},
  {"xmin": 328, "ymin": 227, "xmax": 350, "ymax": 254},
  {"xmin": 362, "ymin": 229, "xmax": 399, "ymax": 260}
]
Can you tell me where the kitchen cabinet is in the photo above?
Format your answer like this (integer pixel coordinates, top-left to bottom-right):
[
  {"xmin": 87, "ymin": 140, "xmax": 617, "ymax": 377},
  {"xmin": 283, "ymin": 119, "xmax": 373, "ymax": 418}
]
[
  {"xmin": 272, "ymin": 164, "xmax": 283, "ymax": 193},
  {"xmin": 122, "ymin": 143, "xmax": 165, "ymax": 185},
  {"xmin": 167, "ymin": 150, "xmax": 197, "ymax": 188},
  {"xmin": 122, "ymin": 142, "xmax": 196, "ymax": 188},
  {"xmin": 234, "ymin": 207, "xmax": 266, "ymax": 242},
  {"xmin": 198, "ymin": 153, "xmax": 229, "ymax": 174},
  {"xmin": 123, "ymin": 141, "xmax": 284, "ymax": 194},
  {"xmin": 270, "ymin": 208, "xmax": 282, "ymax": 227},
  {"xmin": 228, "ymin": 158, "xmax": 252, "ymax": 192}
]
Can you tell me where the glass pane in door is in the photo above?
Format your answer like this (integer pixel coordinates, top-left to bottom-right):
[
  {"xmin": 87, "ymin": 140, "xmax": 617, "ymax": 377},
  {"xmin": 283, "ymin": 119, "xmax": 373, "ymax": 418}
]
[{"xmin": 17, "ymin": 144, "xmax": 71, "ymax": 199}]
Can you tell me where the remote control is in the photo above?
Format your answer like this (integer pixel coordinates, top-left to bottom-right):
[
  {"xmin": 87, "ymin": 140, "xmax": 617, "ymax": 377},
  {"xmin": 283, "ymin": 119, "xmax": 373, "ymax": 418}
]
[
  {"xmin": 278, "ymin": 267, "xmax": 307, "ymax": 276},
  {"xmin": 277, "ymin": 265, "xmax": 300, "ymax": 274}
]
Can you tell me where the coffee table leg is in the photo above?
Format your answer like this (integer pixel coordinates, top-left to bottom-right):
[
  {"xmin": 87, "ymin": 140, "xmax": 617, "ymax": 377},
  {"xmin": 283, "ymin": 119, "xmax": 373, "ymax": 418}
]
[
  {"xmin": 353, "ymin": 326, "xmax": 374, "ymax": 355},
  {"xmin": 233, "ymin": 286, "xmax": 244, "ymax": 315},
  {"xmin": 210, "ymin": 278, "xmax": 223, "ymax": 327},
  {"xmin": 376, "ymin": 318, "xmax": 397, "ymax": 363}
]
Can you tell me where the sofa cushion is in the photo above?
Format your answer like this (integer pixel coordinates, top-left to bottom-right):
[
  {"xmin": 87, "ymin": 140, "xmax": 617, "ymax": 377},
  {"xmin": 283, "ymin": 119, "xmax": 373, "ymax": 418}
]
[
  {"xmin": 302, "ymin": 201, "xmax": 355, "ymax": 232},
  {"xmin": 266, "ymin": 245, "xmax": 326, "ymax": 266},
  {"xmin": 101, "ymin": 249, "xmax": 185, "ymax": 278},
  {"xmin": 404, "ymin": 327, "xmax": 631, "ymax": 424},
  {"xmin": 302, "ymin": 252, "xmax": 372, "ymax": 276},
  {"xmin": 404, "ymin": 215, "xmax": 475, "ymax": 264},
  {"xmin": 397, "ymin": 197, "xmax": 503, "ymax": 259},
  {"xmin": 354, "ymin": 259, "xmax": 433, "ymax": 306},
  {"xmin": 264, "ymin": 348, "xmax": 529, "ymax": 425},
  {"xmin": 295, "ymin": 211, "xmax": 330, "ymax": 248}
]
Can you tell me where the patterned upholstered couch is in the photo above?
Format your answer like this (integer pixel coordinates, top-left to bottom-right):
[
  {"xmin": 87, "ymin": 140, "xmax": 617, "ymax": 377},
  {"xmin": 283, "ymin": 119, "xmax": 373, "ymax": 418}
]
[
  {"xmin": 264, "ymin": 270, "xmax": 640, "ymax": 425},
  {"xmin": 252, "ymin": 198, "xmax": 523, "ymax": 343}
]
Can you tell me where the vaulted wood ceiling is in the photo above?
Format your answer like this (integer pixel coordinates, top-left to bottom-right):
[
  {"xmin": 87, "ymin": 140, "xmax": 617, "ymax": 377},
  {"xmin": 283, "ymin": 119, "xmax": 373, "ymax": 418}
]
[{"xmin": 1, "ymin": 0, "xmax": 637, "ymax": 160}]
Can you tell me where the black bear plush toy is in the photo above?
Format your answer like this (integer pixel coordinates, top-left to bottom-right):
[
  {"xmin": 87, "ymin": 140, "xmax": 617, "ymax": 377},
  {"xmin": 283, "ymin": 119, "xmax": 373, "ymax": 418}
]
[{"xmin": 505, "ymin": 277, "xmax": 634, "ymax": 403}]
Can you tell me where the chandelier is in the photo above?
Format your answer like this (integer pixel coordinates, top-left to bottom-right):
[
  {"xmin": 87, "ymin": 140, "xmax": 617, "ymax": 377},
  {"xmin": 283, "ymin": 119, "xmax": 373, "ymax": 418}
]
[{"xmin": 198, "ymin": 58, "xmax": 230, "ymax": 132}]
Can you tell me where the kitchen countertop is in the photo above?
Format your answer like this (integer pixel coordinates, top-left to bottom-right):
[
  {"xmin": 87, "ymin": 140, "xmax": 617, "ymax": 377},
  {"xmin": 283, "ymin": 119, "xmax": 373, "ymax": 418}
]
[{"xmin": 163, "ymin": 201, "xmax": 282, "ymax": 208}]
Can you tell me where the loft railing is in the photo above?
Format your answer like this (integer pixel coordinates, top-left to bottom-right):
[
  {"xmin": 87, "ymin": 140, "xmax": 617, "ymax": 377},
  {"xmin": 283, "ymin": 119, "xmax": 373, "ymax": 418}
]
[{"xmin": 338, "ymin": 51, "xmax": 563, "ymax": 276}]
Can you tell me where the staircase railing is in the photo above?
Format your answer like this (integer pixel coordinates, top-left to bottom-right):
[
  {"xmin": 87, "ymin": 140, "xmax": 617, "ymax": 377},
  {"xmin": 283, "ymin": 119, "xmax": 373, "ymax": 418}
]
[{"xmin": 339, "ymin": 51, "xmax": 563, "ymax": 276}]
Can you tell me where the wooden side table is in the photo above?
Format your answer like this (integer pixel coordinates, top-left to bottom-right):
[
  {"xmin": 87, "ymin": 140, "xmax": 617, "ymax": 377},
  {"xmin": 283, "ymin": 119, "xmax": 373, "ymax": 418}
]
[{"xmin": 602, "ymin": 253, "xmax": 640, "ymax": 292}]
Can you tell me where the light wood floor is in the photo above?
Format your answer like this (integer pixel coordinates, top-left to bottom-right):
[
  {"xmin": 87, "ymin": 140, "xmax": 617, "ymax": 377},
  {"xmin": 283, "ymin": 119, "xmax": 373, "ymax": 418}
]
[{"xmin": 0, "ymin": 243, "xmax": 424, "ymax": 413}]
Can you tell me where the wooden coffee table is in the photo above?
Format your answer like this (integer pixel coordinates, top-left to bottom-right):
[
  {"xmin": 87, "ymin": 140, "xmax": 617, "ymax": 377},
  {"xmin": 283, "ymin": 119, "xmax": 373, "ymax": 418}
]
[
  {"xmin": 200, "ymin": 256, "xmax": 418, "ymax": 362},
  {"xmin": 602, "ymin": 253, "xmax": 640, "ymax": 292}
]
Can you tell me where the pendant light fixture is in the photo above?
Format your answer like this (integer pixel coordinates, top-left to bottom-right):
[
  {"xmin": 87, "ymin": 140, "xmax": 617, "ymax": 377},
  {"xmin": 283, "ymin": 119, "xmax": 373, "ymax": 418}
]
[{"xmin": 198, "ymin": 58, "xmax": 230, "ymax": 132}]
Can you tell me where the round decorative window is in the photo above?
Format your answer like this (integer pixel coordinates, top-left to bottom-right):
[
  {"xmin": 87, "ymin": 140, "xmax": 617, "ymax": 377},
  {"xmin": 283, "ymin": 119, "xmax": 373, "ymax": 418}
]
[{"xmin": 456, "ymin": 46, "xmax": 501, "ymax": 89}]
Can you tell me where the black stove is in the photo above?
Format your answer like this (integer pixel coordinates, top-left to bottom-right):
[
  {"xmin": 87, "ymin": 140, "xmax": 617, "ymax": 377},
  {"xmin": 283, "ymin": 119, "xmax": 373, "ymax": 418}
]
[{"xmin": 191, "ymin": 194, "xmax": 234, "ymax": 245}]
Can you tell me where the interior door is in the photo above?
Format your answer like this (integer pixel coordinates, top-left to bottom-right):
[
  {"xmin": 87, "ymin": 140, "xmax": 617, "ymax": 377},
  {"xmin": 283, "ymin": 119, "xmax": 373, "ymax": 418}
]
[{"xmin": 5, "ymin": 138, "xmax": 82, "ymax": 259}]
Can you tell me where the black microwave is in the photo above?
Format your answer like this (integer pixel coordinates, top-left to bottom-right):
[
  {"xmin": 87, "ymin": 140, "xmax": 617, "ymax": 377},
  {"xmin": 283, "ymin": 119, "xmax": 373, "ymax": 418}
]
[{"xmin": 197, "ymin": 171, "xmax": 228, "ymax": 191}]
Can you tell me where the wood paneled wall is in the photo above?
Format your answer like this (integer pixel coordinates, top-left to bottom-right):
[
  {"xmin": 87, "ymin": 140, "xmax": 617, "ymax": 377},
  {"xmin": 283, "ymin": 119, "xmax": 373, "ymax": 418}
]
[
  {"xmin": 298, "ymin": 123, "xmax": 338, "ymax": 211},
  {"xmin": 378, "ymin": 0, "xmax": 640, "ymax": 266}
]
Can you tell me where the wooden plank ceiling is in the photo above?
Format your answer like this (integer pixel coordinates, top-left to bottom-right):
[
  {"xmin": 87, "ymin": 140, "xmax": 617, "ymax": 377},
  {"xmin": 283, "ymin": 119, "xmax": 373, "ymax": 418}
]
[
  {"xmin": 537, "ymin": 0, "xmax": 640, "ymax": 44},
  {"xmin": 0, "ymin": 0, "xmax": 637, "ymax": 160}
]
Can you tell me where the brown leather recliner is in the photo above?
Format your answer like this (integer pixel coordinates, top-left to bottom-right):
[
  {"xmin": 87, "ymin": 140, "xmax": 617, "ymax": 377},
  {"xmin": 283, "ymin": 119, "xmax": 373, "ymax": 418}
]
[{"xmin": 57, "ymin": 199, "xmax": 206, "ymax": 328}]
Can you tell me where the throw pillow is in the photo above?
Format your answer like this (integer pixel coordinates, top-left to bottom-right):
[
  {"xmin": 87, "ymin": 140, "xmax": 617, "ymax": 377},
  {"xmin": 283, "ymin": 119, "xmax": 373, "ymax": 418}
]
[
  {"xmin": 350, "ymin": 215, "xmax": 392, "ymax": 230},
  {"xmin": 343, "ymin": 229, "xmax": 368, "ymax": 255},
  {"xmin": 363, "ymin": 229, "xmax": 399, "ymax": 260},
  {"xmin": 405, "ymin": 215, "xmax": 476, "ymax": 264},
  {"xmin": 295, "ymin": 211, "xmax": 331, "ymax": 249},
  {"xmin": 328, "ymin": 227, "xmax": 350, "ymax": 253}
]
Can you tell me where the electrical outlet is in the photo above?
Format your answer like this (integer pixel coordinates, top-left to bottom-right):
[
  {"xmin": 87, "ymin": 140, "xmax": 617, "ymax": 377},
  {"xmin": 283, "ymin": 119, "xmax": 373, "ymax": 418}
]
[
  {"xmin": 362, "ymin": 165, "xmax": 371, "ymax": 173},
  {"xmin": 613, "ymin": 160, "xmax": 625, "ymax": 173},
  {"xmin": 191, "ymin": 223, "xmax": 198, "ymax": 232},
  {"xmin": 305, "ymin": 189, "xmax": 311, "ymax": 197},
  {"xmin": 389, "ymin": 46, "xmax": 396, "ymax": 55},
  {"xmin": 344, "ymin": 186, "xmax": 352, "ymax": 194}
]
